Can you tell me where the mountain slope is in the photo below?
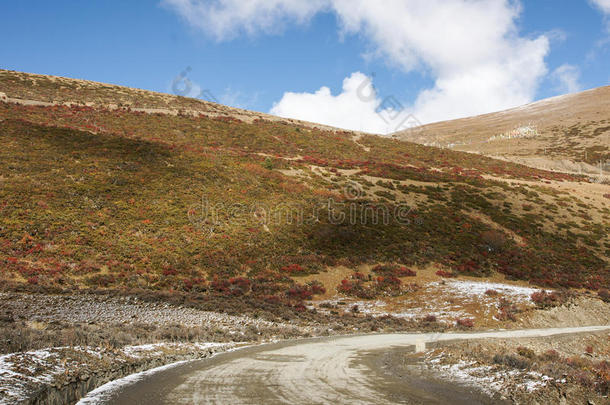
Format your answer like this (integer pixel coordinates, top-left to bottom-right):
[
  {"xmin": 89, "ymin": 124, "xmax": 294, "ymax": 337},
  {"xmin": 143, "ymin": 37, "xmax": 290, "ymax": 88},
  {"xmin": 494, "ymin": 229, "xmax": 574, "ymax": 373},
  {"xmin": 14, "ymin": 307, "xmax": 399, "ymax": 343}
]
[
  {"xmin": 0, "ymin": 69, "xmax": 356, "ymax": 133},
  {"xmin": 0, "ymin": 70, "xmax": 608, "ymax": 315},
  {"xmin": 393, "ymin": 86, "xmax": 610, "ymax": 176}
]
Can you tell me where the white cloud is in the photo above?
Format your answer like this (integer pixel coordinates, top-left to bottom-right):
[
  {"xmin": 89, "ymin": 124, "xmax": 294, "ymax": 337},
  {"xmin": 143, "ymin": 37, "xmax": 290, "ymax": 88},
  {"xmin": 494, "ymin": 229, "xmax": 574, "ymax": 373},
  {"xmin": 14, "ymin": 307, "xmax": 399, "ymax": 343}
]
[
  {"xmin": 270, "ymin": 72, "xmax": 413, "ymax": 134},
  {"xmin": 590, "ymin": 0, "xmax": 610, "ymax": 14},
  {"xmin": 589, "ymin": 0, "xmax": 610, "ymax": 33},
  {"xmin": 323, "ymin": 0, "xmax": 550, "ymax": 125},
  {"xmin": 164, "ymin": 0, "xmax": 551, "ymax": 127},
  {"xmin": 551, "ymin": 64, "xmax": 582, "ymax": 94},
  {"xmin": 162, "ymin": 0, "xmax": 328, "ymax": 40}
]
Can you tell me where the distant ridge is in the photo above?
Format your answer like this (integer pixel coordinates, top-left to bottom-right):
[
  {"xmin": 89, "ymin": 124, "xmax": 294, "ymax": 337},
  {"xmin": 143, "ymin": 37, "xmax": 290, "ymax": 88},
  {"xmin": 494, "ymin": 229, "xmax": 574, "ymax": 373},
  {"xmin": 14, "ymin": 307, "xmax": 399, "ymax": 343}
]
[{"xmin": 393, "ymin": 86, "xmax": 610, "ymax": 176}]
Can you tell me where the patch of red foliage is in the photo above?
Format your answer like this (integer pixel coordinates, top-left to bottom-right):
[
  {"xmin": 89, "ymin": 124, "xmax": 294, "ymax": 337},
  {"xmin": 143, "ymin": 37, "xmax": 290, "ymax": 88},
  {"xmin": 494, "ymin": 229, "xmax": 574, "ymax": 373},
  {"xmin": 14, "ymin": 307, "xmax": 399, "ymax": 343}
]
[
  {"xmin": 455, "ymin": 318, "xmax": 474, "ymax": 328},
  {"xmin": 436, "ymin": 270, "xmax": 457, "ymax": 278},
  {"xmin": 422, "ymin": 314, "xmax": 437, "ymax": 323},
  {"xmin": 530, "ymin": 290, "xmax": 563, "ymax": 308},
  {"xmin": 281, "ymin": 263, "xmax": 306, "ymax": 274}
]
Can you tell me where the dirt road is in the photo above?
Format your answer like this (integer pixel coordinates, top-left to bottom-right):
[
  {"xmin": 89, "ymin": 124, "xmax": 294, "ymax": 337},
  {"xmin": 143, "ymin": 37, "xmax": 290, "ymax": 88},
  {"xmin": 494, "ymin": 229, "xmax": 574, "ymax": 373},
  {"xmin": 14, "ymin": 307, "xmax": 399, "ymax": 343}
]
[{"xmin": 79, "ymin": 326, "xmax": 610, "ymax": 404}]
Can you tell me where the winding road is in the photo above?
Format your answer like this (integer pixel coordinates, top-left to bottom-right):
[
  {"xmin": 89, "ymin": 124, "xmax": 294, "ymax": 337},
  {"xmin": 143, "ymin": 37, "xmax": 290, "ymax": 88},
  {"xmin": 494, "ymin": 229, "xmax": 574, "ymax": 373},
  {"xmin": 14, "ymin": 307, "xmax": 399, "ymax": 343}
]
[{"xmin": 80, "ymin": 325, "xmax": 610, "ymax": 405}]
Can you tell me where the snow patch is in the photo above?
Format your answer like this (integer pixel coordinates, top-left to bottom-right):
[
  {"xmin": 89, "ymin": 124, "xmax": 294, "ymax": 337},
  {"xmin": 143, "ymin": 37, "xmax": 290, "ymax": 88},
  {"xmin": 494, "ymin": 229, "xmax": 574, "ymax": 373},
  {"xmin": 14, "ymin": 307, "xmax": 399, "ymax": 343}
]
[
  {"xmin": 426, "ymin": 353, "xmax": 556, "ymax": 396},
  {"xmin": 0, "ymin": 343, "xmax": 228, "ymax": 405},
  {"xmin": 439, "ymin": 280, "xmax": 545, "ymax": 303},
  {"xmin": 75, "ymin": 360, "xmax": 189, "ymax": 404}
]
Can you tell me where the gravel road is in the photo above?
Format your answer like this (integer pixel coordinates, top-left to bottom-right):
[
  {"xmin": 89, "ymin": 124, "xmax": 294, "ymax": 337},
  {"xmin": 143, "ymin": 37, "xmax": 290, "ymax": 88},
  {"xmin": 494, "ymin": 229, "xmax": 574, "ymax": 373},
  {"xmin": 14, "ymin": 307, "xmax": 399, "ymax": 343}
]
[{"xmin": 80, "ymin": 325, "xmax": 610, "ymax": 404}]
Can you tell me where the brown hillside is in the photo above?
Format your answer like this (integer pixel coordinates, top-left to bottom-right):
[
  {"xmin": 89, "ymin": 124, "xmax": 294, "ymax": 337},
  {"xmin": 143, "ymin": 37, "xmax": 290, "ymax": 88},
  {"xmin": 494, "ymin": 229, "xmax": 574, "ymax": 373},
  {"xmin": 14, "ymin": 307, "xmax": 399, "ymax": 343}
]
[{"xmin": 393, "ymin": 87, "xmax": 610, "ymax": 177}]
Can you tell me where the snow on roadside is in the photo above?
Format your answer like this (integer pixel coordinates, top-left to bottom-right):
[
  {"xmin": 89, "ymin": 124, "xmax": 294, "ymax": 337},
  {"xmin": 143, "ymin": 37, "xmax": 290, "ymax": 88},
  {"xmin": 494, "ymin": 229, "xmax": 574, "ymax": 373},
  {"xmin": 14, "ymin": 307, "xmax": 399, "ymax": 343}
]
[
  {"xmin": 425, "ymin": 352, "xmax": 556, "ymax": 396},
  {"xmin": 75, "ymin": 360, "xmax": 189, "ymax": 405},
  {"xmin": 120, "ymin": 342, "xmax": 224, "ymax": 359},
  {"xmin": 0, "ymin": 348, "xmax": 87, "ymax": 404},
  {"xmin": 0, "ymin": 342, "xmax": 229, "ymax": 405},
  {"xmin": 77, "ymin": 342, "xmax": 244, "ymax": 404}
]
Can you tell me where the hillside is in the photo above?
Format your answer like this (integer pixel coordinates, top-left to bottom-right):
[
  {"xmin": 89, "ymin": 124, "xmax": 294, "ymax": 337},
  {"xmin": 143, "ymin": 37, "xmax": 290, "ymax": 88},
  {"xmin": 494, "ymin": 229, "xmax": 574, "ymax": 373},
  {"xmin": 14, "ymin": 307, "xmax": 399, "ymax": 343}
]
[
  {"xmin": 393, "ymin": 86, "xmax": 610, "ymax": 177},
  {"xmin": 0, "ymin": 70, "xmax": 355, "ymax": 133},
  {"xmin": 0, "ymin": 70, "xmax": 609, "ymax": 321}
]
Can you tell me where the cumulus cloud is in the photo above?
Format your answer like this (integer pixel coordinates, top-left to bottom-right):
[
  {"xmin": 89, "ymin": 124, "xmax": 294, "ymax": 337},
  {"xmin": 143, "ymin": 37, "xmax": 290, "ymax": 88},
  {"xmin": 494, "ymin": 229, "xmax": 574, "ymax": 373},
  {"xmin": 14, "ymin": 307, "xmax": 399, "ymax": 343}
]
[
  {"xmin": 270, "ymin": 72, "xmax": 417, "ymax": 134},
  {"xmin": 590, "ymin": 0, "xmax": 610, "ymax": 15},
  {"xmin": 551, "ymin": 64, "xmax": 582, "ymax": 94},
  {"xmin": 327, "ymin": 0, "xmax": 551, "ymax": 124},
  {"xmin": 164, "ymin": 0, "xmax": 551, "ymax": 128}
]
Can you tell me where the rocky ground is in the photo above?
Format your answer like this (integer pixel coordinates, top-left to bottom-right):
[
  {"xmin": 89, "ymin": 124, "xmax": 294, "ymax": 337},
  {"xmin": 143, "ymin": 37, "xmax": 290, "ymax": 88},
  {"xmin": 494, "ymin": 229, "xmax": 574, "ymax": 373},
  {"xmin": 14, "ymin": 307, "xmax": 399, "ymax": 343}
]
[
  {"xmin": 0, "ymin": 341, "xmax": 233, "ymax": 404},
  {"xmin": 398, "ymin": 331, "xmax": 610, "ymax": 404},
  {"xmin": 0, "ymin": 290, "xmax": 431, "ymax": 357},
  {"xmin": 0, "ymin": 292, "xmax": 315, "ymax": 351}
]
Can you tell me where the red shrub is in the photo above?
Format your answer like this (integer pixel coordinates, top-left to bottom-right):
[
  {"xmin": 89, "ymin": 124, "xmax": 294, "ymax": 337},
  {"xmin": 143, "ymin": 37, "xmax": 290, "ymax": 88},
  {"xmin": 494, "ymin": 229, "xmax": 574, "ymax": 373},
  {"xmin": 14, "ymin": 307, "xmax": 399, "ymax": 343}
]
[
  {"xmin": 422, "ymin": 314, "xmax": 437, "ymax": 323},
  {"xmin": 308, "ymin": 281, "xmax": 326, "ymax": 295},
  {"xmin": 456, "ymin": 318, "xmax": 474, "ymax": 328},
  {"xmin": 530, "ymin": 290, "xmax": 563, "ymax": 308},
  {"xmin": 263, "ymin": 295, "xmax": 281, "ymax": 305},
  {"xmin": 228, "ymin": 277, "xmax": 251, "ymax": 295},
  {"xmin": 338, "ymin": 278, "xmax": 353, "ymax": 293},
  {"xmin": 496, "ymin": 308, "xmax": 516, "ymax": 322},
  {"xmin": 456, "ymin": 259, "xmax": 482, "ymax": 275},
  {"xmin": 541, "ymin": 349, "xmax": 560, "ymax": 361},
  {"xmin": 229, "ymin": 277, "xmax": 251, "ymax": 288},
  {"xmin": 436, "ymin": 270, "xmax": 457, "ymax": 278},
  {"xmin": 336, "ymin": 277, "xmax": 375, "ymax": 299},
  {"xmin": 162, "ymin": 268, "xmax": 178, "ymax": 276},
  {"xmin": 376, "ymin": 275, "xmax": 401, "ymax": 291},
  {"xmin": 598, "ymin": 289, "xmax": 610, "ymax": 303},
  {"xmin": 496, "ymin": 298, "xmax": 518, "ymax": 321},
  {"xmin": 584, "ymin": 276, "xmax": 604, "ymax": 291},
  {"xmin": 286, "ymin": 284, "xmax": 314, "ymax": 300},
  {"xmin": 281, "ymin": 263, "xmax": 306, "ymax": 274},
  {"xmin": 594, "ymin": 361, "xmax": 609, "ymax": 395},
  {"xmin": 182, "ymin": 279, "xmax": 195, "ymax": 291},
  {"xmin": 210, "ymin": 278, "xmax": 230, "ymax": 293},
  {"xmin": 396, "ymin": 267, "xmax": 417, "ymax": 277}
]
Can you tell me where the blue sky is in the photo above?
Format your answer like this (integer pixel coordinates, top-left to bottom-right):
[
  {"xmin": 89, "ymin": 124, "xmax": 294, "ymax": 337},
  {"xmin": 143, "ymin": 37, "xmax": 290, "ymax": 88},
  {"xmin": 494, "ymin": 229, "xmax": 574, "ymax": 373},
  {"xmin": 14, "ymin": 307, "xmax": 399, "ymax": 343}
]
[{"xmin": 1, "ymin": 1, "xmax": 609, "ymax": 133}]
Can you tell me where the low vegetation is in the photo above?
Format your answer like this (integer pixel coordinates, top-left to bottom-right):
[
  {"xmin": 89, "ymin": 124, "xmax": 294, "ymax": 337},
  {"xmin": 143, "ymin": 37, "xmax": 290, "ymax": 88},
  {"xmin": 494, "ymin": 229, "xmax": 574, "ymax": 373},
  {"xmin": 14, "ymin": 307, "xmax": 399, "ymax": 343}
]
[{"xmin": 0, "ymin": 71, "xmax": 608, "ymax": 319}]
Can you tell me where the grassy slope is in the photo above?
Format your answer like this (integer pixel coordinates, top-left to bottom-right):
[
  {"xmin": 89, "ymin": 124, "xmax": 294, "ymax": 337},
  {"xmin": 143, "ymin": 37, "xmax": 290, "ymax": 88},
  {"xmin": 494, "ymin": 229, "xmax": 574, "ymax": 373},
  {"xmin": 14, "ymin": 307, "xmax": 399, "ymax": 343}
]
[
  {"xmin": 393, "ymin": 86, "xmax": 610, "ymax": 167},
  {"xmin": 0, "ymin": 71, "xmax": 608, "ymax": 311}
]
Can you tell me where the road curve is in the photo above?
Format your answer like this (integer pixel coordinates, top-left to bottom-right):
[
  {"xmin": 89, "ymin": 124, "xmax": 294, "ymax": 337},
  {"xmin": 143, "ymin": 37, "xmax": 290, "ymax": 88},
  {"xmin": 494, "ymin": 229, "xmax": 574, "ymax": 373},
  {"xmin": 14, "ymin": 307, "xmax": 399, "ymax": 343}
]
[{"xmin": 82, "ymin": 326, "xmax": 610, "ymax": 405}]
